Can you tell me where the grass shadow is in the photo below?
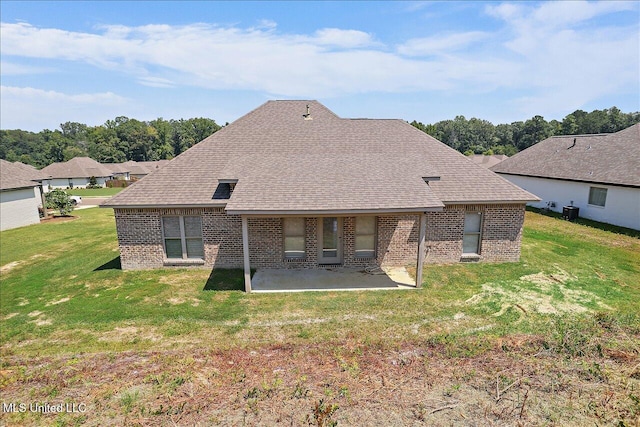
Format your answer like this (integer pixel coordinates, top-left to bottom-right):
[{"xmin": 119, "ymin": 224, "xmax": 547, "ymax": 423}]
[
  {"xmin": 94, "ymin": 256, "xmax": 122, "ymax": 271},
  {"xmin": 203, "ymin": 268, "xmax": 249, "ymax": 291},
  {"xmin": 527, "ymin": 207, "xmax": 640, "ymax": 239}
]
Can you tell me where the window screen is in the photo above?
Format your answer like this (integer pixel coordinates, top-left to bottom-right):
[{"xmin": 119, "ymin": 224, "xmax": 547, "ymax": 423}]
[
  {"xmin": 284, "ymin": 218, "xmax": 305, "ymax": 258},
  {"xmin": 162, "ymin": 216, "xmax": 204, "ymax": 259},
  {"xmin": 463, "ymin": 212, "xmax": 482, "ymax": 255},
  {"xmin": 588, "ymin": 187, "xmax": 607, "ymax": 207},
  {"xmin": 355, "ymin": 217, "xmax": 376, "ymax": 258}
]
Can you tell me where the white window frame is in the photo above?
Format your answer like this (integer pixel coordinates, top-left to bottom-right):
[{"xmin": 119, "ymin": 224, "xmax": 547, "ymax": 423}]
[
  {"xmin": 283, "ymin": 217, "xmax": 306, "ymax": 259},
  {"xmin": 354, "ymin": 216, "xmax": 377, "ymax": 258},
  {"xmin": 588, "ymin": 187, "xmax": 607, "ymax": 207},
  {"xmin": 161, "ymin": 215, "xmax": 204, "ymax": 260},
  {"xmin": 462, "ymin": 212, "xmax": 483, "ymax": 255}
]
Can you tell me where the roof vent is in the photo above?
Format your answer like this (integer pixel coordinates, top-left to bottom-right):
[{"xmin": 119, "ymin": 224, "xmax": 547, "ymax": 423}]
[
  {"xmin": 422, "ymin": 176, "xmax": 441, "ymax": 183},
  {"xmin": 302, "ymin": 104, "xmax": 312, "ymax": 120}
]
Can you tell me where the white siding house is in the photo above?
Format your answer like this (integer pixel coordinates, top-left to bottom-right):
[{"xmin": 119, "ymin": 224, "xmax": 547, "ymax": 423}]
[
  {"xmin": 496, "ymin": 175, "xmax": 639, "ymax": 230},
  {"xmin": 492, "ymin": 124, "xmax": 640, "ymax": 230},
  {"xmin": 42, "ymin": 176, "xmax": 111, "ymax": 190},
  {"xmin": 0, "ymin": 160, "xmax": 45, "ymax": 231},
  {"xmin": 41, "ymin": 157, "xmax": 113, "ymax": 189}
]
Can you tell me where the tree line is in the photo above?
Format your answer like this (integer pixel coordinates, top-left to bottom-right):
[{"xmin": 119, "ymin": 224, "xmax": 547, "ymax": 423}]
[
  {"xmin": 0, "ymin": 117, "xmax": 221, "ymax": 168},
  {"xmin": 410, "ymin": 107, "xmax": 639, "ymax": 156},
  {"xmin": 1, "ymin": 106, "xmax": 638, "ymax": 169}
]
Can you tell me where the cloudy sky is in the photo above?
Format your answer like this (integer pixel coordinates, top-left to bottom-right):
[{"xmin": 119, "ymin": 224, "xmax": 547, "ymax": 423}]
[{"xmin": 1, "ymin": 1, "xmax": 638, "ymax": 131}]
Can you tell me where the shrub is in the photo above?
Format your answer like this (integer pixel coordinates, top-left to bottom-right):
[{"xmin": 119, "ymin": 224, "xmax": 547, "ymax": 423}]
[
  {"xmin": 86, "ymin": 176, "xmax": 101, "ymax": 189},
  {"xmin": 45, "ymin": 189, "xmax": 74, "ymax": 216}
]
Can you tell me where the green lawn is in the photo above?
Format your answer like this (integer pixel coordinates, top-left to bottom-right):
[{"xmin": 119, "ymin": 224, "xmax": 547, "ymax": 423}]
[
  {"xmin": 64, "ymin": 187, "xmax": 124, "ymax": 196},
  {"xmin": 0, "ymin": 208, "xmax": 639, "ymax": 357}
]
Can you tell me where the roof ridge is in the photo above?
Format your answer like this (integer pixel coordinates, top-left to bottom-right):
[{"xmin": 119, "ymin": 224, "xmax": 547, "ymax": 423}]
[{"xmin": 550, "ymin": 133, "xmax": 608, "ymax": 138}]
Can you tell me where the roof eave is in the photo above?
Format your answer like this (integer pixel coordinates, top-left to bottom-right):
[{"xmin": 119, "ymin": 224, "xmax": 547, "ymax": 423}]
[
  {"xmin": 101, "ymin": 203, "xmax": 228, "ymax": 209},
  {"xmin": 225, "ymin": 206, "xmax": 444, "ymax": 216},
  {"xmin": 0, "ymin": 184, "xmax": 39, "ymax": 192},
  {"xmin": 442, "ymin": 199, "xmax": 540, "ymax": 205},
  {"xmin": 494, "ymin": 172, "xmax": 640, "ymax": 189}
]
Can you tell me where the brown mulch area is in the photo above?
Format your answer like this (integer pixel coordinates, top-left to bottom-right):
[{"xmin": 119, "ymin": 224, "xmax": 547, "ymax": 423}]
[
  {"xmin": 1, "ymin": 340, "xmax": 638, "ymax": 426},
  {"xmin": 40, "ymin": 215, "xmax": 78, "ymax": 224}
]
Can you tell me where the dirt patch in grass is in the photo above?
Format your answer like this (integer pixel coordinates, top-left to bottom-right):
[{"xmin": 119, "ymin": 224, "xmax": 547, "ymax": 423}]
[
  {"xmin": 1, "ymin": 337, "xmax": 638, "ymax": 426},
  {"xmin": 31, "ymin": 317, "xmax": 52, "ymax": 326},
  {"xmin": 98, "ymin": 326, "xmax": 162, "ymax": 343},
  {"xmin": 0, "ymin": 261, "xmax": 22, "ymax": 274},
  {"xmin": 45, "ymin": 297, "xmax": 70, "ymax": 306},
  {"xmin": 465, "ymin": 267, "xmax": 612, "ymax": 316},
  {"xmin": 1, "ymin": 254, "xmax": 53, "ymax": 275}
]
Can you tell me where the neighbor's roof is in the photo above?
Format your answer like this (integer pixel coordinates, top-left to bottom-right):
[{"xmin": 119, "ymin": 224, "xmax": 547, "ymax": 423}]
[
  {"xmin": 104, "ymin": 160, "xmax": 170, "ymax": 176},
  {"xmin": 104, "ymin": 100, "xmax": 537, "ymax": 212},
  {"xmin": 491, "ymin": 124, "xmax": 640, "ymax": 188},
  {"xmin": 0, "ymin": 159, "xmax": 44, "ymax": 191},
  {"xmin": 41, "ymin": 157, "xmax": 114, "ymax": 179},
  {"xmin": 470, "ymin": 154, "xmax": 508, "ymax": 169}
]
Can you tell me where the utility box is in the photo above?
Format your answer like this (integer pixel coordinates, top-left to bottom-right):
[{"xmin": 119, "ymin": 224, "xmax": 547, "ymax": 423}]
[{"xmin": 562, "ymin": 206, "xmax": 579, "ymax": 221}]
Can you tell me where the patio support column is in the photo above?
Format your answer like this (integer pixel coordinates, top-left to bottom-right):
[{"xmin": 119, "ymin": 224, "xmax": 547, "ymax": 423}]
[
  {"xmin": 241, "ymin": 216, "xmax": 252, "ymax": 293},
  {"xmin": 415, "ymin": 213, "xmax": 427, "ymax": 288}
]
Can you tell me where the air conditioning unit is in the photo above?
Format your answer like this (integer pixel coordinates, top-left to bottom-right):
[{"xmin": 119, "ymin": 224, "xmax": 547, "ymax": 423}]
[{"xmin": 562, "ymin": 206, "xmax": 579, "ymax": 221}]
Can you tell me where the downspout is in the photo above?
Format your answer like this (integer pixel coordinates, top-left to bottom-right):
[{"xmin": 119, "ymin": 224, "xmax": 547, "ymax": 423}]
[
  {"xmin": 415, "ymin": 213, "xmax": 427, "ymax": 288},
  {"xmin": 241, "ymin": 216, "xmax": 252, "ymax": 293}
]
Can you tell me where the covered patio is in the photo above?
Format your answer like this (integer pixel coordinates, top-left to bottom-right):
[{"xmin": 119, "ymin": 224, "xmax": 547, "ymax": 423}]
[{"xmin": 250, "ymin": 266, "xmax": 416, "ymax": 292}]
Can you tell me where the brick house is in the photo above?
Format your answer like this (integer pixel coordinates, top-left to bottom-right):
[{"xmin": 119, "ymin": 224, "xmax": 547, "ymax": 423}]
[{"xmin": 102, "ymin": 101, "xmax": 538, "ymax": 291}]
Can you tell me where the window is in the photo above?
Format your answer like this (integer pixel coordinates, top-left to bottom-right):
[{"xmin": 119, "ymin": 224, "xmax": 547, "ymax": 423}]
[
  {"xmin": 355, "ymin": 216, "xmax": 376, "ymax": 258},
  {"xmin": 463, "ymin": 212, "xmax": 482, "ymax": 255},
  {"xmin": 284, "ymin": 218, "xmax": 305, "ymax": 259},
  {"xmin": 588, "ymin": 187, "xmax": 607, "ymax": 207},
  {"xmin": 162, "ymin": 216, "xmax": 204, "ymax": 259}
]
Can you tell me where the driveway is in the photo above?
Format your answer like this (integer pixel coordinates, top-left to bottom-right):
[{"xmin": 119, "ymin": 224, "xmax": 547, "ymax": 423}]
[{"xmin": 75, "ymin": 197, "xmax": 111, "ymax": 209}]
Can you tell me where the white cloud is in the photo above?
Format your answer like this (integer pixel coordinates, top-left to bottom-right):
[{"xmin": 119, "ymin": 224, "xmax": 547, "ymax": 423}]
[
  {"xmin": 397, "ymin": 31, "xmax": 490, "ymax": 56},
  {"xmin": 312, "ymin": 28, "xmax": 375, "ymax": 48},
  {"xmin": 0, "ymin": 1, "xmax": 638, "ymax": 125},
  {"xmin": 0, "ymin": 86, "xmax": 129, "ymax": 130},
  {"xmin": 483, "ymin": 1, "xmax": 639, "ymax": 117},
  {"xmin": 0, "ymin": 61, "xmax": 55, "ymax": 75}
]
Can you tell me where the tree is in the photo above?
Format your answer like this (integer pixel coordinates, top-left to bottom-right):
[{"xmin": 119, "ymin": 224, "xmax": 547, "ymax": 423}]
[{"xmin": 45, "ymin": 189, "xmax": 74, "ymax": 216}]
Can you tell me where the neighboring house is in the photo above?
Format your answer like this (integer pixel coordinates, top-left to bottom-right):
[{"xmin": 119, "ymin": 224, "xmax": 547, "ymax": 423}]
[
  {"xmin": 105, "ymin": 160, "xmax": 170, "ymax": 180},
  {"xmin": 0, "ymin": 159, "xmax": 46, "ymax": 231},
  {"xmin": 132, "ymin": 160, "xmax": 170, "ymax": 179},
  {"xmin": 491, "ymin": 124, "xmax": 640, "ymax": 230},
  {"xmin": 41, "ymin": 157, "xmax": 114, "ymax": 189},
  {"xmin": 469, "ymin": 154, "xmax": 508, "ymax": 169},
  {"xmin": 107, "ymin": 163, "xmax": 131, "ymax": 181},
  {"xmin": 103, "ymin": 101, "xmax": 538, "ymax": 291}
]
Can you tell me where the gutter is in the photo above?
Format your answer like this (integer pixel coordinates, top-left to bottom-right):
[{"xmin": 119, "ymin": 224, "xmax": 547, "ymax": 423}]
[
  {"xmin": 100, "ymin": 203, "xmax": 228, "ymax": 209},
  {"xmin": 494, "ymin": 172, "xmax": 640, "ymax": 189}
]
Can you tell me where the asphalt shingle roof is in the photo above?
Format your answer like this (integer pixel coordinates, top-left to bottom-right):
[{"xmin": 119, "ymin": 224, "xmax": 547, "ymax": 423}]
[
  {"xmin": 0, "ymin": 159, "xmax": 44, "ymax": 191},
  {"xmin": 41, "ymin": 157, "xmax": 114, "ymax": 179},
  {"xmin": 470, "ymin": 154, "xmax": 509, "ymax": 169},
  {"xmin": 491, "ymin": 124, "xmax": 640, "ymax": 187},
  {"xmin": 104, "ymin": 100, "xmax": 537, "ymax": 212}
]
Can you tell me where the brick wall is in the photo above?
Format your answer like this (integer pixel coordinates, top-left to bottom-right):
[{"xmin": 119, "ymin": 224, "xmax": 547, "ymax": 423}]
[
  {"xmin": 202, "ymin": 208, "xmax": 243, "ymax": 268},
  {"xmin": 377, "ymin": 215, "xmax": 420, "ymax": 267},
  {"xmin": 113, "ymin": 205, "xmax": 526, "ymax": 270},
  {"xmin": 424, "ymin": 204, "xmax": 525, "ymax": 263},
  {"xmin": 114, "ymin": 208, "xmax": 164, "ymax": 270}
]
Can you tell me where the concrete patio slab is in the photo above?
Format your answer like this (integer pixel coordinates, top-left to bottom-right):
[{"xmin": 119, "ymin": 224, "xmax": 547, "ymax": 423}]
[{"xmin": 251, "ymin": 267, "xmax": 416, "ymax": 292}]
